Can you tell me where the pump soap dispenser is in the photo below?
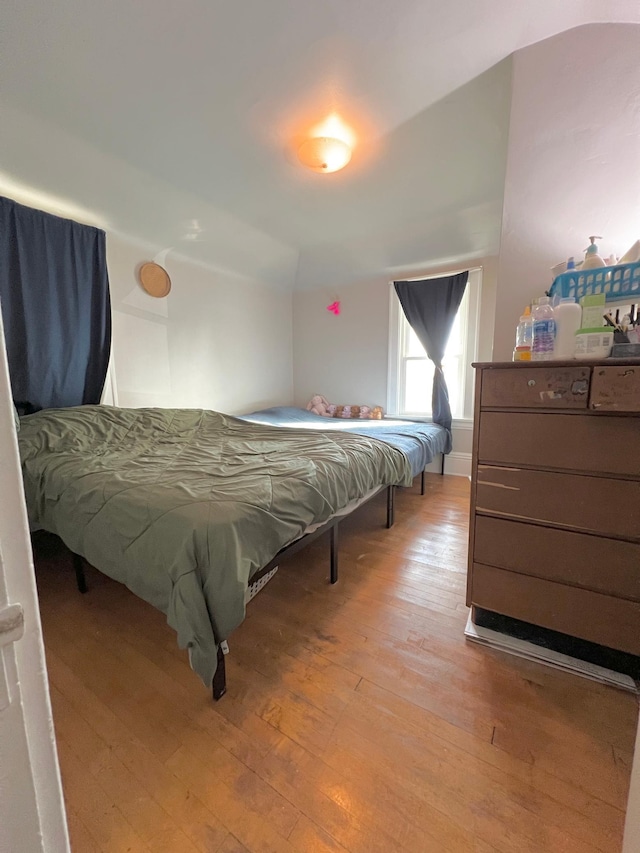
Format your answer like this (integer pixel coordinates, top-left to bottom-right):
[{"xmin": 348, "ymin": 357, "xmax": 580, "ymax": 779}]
[{"xmin": 582, "ymin": 236, "xmax": 606, "ymax": 270}]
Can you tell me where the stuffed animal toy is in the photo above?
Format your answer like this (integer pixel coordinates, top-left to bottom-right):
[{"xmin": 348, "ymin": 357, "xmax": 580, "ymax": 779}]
[
  {"xmin": 326, "ymin": 402, "xmax": 381, "ymax": 419},
  {"xmin": 306, "ymin": 395, "xmax": 330, "ymax": 416}
]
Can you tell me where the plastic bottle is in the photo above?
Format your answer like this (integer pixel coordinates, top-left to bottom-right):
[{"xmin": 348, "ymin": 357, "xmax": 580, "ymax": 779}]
[
  {"xmin": 531, "ymin": 296, "xmax": 556, "ymax": 360},
  {"xmin": 513, "ymin": 306, "xmax": 533, "ymax": 361},
  {"xmin": 553, "ymin": 297, "xmax": 582, "ymax": 359}
]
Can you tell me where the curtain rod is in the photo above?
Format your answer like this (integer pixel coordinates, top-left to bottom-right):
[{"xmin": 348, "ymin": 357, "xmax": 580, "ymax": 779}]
[{"xmin": 389, "ymin": 265, "xmax": 482, "ymax": 283}]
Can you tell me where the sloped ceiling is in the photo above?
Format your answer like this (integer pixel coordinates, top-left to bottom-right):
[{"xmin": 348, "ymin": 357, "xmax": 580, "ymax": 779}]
[{"xmin": 1, "ymin": 0, "xmax": 639, "ymax": 287}]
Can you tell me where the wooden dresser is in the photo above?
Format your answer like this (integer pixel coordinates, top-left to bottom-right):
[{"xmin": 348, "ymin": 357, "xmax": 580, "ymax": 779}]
[{"xmin": 467, "ymin": 358, "xmax": 640, "ymax": 656}]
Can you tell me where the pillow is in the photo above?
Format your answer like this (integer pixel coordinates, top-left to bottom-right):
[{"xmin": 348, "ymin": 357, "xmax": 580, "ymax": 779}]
[{"xmin": 12, "ymin": 402, "xmax": 20, "ymax": 432}]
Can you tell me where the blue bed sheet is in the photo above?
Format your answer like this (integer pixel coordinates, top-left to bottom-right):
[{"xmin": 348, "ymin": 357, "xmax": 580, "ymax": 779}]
[{"xmin": 240, "ymin": 407, "xmax": 450, "ymax": 479}]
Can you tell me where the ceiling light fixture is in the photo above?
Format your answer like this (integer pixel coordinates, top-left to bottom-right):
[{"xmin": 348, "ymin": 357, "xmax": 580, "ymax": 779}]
[
  {"xmin": 298, "ymin": 136, "xmax": 352, "ymax": 174},
  {"xmin": 297, "ymin": 114, "xmax": 354, "ymax": 174}
]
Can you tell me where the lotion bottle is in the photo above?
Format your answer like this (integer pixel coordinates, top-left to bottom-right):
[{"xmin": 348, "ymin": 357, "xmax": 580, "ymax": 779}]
[{"xmin": 582, "ymin": 236, "xmax": 606, "ymax": 270}]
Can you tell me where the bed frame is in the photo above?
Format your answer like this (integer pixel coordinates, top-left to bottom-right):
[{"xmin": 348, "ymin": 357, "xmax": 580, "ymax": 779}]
[{"xmin": 70, "ymin": 455, "xmax": 446, "ymax": 700}]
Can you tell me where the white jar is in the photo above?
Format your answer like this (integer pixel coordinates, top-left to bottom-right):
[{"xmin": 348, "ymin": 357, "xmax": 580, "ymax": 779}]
[{"xmin": 554, "ymin": 298, "xmax": 582, "ymax": 358}]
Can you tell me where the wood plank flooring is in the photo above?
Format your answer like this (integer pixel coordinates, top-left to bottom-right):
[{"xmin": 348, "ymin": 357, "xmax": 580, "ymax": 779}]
[{"xmin": 34, "ymin": 475, "xmax": 638, "ymax": 852}]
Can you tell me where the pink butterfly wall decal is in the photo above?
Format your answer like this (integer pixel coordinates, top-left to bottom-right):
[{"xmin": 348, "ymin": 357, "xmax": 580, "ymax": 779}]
[{"xmin": 326, "ymin": 301, "xmax": 341, "ymax": 316}]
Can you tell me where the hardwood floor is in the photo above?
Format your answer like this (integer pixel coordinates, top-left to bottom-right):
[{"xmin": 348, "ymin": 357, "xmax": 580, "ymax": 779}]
[{"xmin": 35, "ymin": 475, "xmax": 638, "ymax": 853}]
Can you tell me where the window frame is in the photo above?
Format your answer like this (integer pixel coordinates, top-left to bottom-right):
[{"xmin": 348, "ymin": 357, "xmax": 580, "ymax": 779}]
[{"xmin": 387, "ymin": 268, "xmax": 482, "ymax": 424}]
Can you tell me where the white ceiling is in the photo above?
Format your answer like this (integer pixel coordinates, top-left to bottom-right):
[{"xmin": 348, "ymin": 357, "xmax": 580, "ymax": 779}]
[{"xmin": 1, "ymin": 0, "xmax": 640, "ymax": 286}]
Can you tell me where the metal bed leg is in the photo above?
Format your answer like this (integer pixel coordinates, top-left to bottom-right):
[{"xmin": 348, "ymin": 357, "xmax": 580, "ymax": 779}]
[
  {"xmin": 386, "ymin": 485, "xmax": 395, "ymax": 529},
  {"xmin": 212, "ymin": 644, "xmax": 227, "ymax": 701},
  {"xmin": 421, "ymin": 469, "xmax": 426, "ymax": 495},
  {"xmin": 330, "ymin": 523, "xmax": 339, "ymax": 584},
  {"xmin": 72, "ymin": 552, "xmax": 88, "ymax": 594},
  {"xmin": 440, "ymin": 453, "xmax": 445, "ymax": 476}
]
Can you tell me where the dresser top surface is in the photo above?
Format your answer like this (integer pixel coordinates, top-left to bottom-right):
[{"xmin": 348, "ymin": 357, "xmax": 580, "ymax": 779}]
[{"xmin": 473, "ymin": 358, "xmax": 640, "ymax": 370}]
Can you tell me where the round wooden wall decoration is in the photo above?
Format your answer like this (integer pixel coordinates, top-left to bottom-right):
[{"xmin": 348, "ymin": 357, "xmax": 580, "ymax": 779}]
[{"xmin": 139, "ymin": 262, "xmax": 171, "ymax": 298}]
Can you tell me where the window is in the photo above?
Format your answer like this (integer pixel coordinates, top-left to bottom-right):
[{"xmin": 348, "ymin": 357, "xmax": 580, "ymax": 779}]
[{"xmin": 387, "ymin": 268, "xmax": 482, "ymax": 422}]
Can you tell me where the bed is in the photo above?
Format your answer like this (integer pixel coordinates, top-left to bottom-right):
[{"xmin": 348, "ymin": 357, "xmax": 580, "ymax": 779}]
[
  {"xmin": 19, "ymin": 405, "xmax": 412, "ymax": 698},
  {"xmin": 240, "ymin": 406, "xmax": 450, "ymax": 483}
]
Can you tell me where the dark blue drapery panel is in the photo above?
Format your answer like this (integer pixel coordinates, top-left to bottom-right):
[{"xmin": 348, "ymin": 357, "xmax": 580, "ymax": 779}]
[
  {"xmin": 0, "ymin": 196, "xmax": 111, "ymax": 410},
  {"xmin": 394, "ymin": 271, "xmax": 468, "ymax": 436}
]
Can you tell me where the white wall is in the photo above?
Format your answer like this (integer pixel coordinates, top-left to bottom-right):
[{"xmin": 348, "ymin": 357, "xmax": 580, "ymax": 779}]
[
  {"xmin": 288, "ymin": 57, "xmax": 509, "ymax": 457},
  {"xmin": 292, "ymin": 257, "xmax": 498, "ymax": 459},
  {"xmin": 107, "ymin": 233, "xmax": 294, "ymax": 413},
  {"xmin": 0, "ymin": 313, "xmax": 69, "ymax": 852},
  {"xmin": 1, "ymin": 99, "xmax": 298, "ymax": 415},
  {"xmin": 494, "ymin": 23, "xmax": 640, "ymax": 360}
]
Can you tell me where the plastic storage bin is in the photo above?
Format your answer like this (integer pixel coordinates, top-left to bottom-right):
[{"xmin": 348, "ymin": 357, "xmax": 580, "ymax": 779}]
[{"xmin": 550, "ymin": 262, "xmax": 640, "ymax": 302}]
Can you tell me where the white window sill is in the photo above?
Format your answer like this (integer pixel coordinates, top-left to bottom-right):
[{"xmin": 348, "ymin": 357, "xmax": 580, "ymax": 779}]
[{"xmin": 386, "ymin": 414, "xmax": 474, "ymax": 430}]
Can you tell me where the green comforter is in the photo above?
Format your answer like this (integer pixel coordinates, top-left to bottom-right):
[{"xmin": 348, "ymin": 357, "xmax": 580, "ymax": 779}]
[{"xmin": 19, "ymin": 406, "xmax": 411, "ymax": 686}]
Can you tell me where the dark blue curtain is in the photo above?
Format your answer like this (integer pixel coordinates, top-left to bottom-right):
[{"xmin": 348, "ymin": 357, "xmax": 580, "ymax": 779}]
[
  {"xmin": 0, "ymin": 197, "xmax": 111, "ymax": 411},
  {"xmin": 394, "ymin": 271, "xmax": 468, "ymax": 435}
]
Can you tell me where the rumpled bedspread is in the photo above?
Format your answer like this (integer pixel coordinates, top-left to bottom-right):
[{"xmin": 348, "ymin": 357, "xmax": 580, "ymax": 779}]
[{"xmin": 19, "ymin": 406, "xmax": 411, "ymax": 685}]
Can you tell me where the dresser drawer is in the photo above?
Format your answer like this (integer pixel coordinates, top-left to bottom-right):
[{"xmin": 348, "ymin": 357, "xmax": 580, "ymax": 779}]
[
  {"xmin": 590, "ymin": 365, "xmax": 640, "ymax": 412},
  {"xmin": 480, "ymin": 366, "xmax": 590, "ymax": 409},
  {"xmin": 478, "ymin": 412, "xmax": 640, "ymax": 477},
  {"xmin": 470, "ymin": 563, "xmax": 640, "ymax": 655},
  {"xmin": 473, "ymin": 516, "xmax": 640, "ymax": 600},
  {"xmin": 476, "ymin": 467, "xmax": 640, "ymax": 540}
]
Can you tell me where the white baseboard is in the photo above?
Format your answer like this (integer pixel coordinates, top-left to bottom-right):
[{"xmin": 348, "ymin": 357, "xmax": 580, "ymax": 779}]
[{"xmin": 424, "ymin": 452, "xmax": 472, "ymax": 478}]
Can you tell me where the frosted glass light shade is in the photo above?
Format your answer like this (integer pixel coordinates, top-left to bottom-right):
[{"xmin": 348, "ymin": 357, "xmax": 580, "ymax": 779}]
[{"xmin": 297, "ymin": 137, "xmax": 352, "ymax": 173}]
